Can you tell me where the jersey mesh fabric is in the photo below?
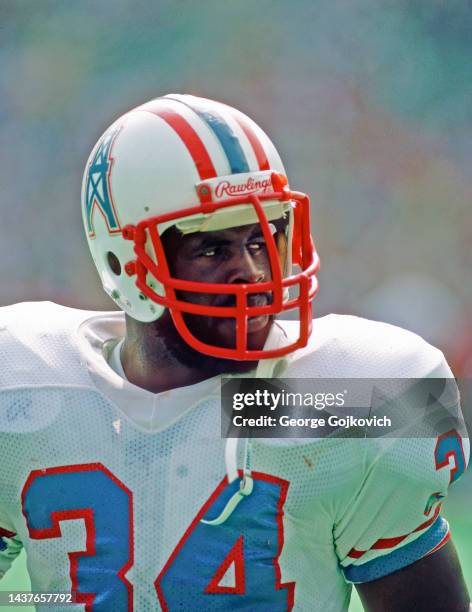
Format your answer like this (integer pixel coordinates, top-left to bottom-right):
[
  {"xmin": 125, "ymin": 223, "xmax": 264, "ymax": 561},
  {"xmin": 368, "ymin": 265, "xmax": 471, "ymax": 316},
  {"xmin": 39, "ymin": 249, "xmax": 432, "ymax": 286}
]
[
  {"xmin": 1, "ymin": 388, "xmax": 464, "ymax": 611},
  {"xmin": 0, "ymin": 303, "xmax": 468, "ymax": 611},
  {"xmin": 1, "ymin": 387, "xmax": 228, "ymax": 611}
]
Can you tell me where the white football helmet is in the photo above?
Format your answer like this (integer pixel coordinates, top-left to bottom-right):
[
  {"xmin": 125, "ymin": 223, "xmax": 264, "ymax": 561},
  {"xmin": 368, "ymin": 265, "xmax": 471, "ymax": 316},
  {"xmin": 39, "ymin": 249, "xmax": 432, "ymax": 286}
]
[{"xmin": 82, "ymin": 94, "xmax": 319, "ymax": 359}]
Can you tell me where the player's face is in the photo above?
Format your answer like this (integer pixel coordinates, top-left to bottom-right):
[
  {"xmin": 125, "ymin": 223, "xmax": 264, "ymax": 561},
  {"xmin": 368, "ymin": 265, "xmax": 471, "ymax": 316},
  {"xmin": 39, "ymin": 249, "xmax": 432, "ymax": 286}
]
[{"xmin": 162, "ymin": 221, "xmax": 287, "ymax": 351}]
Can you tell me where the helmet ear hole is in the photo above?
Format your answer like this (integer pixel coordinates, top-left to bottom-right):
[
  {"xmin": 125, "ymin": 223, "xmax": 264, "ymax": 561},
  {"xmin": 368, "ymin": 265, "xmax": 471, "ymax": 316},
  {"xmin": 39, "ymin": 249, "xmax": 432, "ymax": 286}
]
[{"xmin": 106, "ymin": 251, "xmax": 122, "ymax": 276}]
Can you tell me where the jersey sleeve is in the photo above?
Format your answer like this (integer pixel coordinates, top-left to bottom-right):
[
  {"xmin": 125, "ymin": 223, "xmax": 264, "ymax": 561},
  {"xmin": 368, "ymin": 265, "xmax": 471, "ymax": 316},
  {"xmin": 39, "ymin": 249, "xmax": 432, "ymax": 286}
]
[
  {"xmin": 334, "ymin": 429, "xmax": 469, "ymax": 584},
  {"xmin": 330, "ymin": 329, "xmax": 469, "ymax": 583}
]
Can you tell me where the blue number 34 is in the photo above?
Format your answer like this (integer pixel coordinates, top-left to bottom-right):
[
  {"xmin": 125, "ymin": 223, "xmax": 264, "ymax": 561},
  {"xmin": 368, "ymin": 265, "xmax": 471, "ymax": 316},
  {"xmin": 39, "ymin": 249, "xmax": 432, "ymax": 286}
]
[{"xmin": 22, "ymin": 465, "xmax": 294, "ymax": 611}]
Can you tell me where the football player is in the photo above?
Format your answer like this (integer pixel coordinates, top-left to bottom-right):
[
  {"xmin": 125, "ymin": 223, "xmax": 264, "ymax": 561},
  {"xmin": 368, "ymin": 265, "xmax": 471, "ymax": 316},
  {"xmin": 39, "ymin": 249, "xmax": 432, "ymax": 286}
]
[{"xmin": 0, "ymin": 94, "xmax": 469, "ymax": 611}]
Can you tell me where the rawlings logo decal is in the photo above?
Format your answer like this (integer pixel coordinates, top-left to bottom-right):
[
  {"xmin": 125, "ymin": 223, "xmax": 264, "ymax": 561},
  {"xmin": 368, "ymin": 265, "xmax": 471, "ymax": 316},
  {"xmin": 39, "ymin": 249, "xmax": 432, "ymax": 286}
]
[
  {"xmin": 197, "ymin": 171, "xmax": 276, "ymax": 203},
  {"xmin": 85, "ymin": 125, "xmax": 122, "ymax": 237},
  {"xmin": 215, "ymin": 176, "xmax": 273, "ymax": 198}
]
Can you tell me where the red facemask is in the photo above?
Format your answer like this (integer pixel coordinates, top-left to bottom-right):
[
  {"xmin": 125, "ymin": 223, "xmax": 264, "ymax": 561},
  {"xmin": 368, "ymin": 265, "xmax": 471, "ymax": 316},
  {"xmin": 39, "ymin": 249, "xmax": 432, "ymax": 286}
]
[{"xmin": 122, "ymin": 174, "xmax": 319, "ymax": 360}]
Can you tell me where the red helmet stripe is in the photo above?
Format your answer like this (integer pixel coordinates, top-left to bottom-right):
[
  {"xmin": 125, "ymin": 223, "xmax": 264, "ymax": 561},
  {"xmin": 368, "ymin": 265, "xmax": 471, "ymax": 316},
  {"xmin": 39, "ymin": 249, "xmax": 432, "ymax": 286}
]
[
  {"xmin": 143, "ymin": 105, "xmax": 217, "ymax": 180},
  {"xmin": 231, "ymin": 113, "xmax": 270, "ymax": 171}
]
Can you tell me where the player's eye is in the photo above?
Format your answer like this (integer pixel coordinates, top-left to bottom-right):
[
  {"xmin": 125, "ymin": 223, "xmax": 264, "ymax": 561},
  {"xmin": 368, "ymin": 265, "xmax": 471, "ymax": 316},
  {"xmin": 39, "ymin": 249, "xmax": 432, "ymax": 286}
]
[
  {"xmin": 248, "ymin": 239, "xmax": 266, "ymax": 253},
  {"xmin": 200, "ymin": 246, "xmax": 218, "ymax": 258}
]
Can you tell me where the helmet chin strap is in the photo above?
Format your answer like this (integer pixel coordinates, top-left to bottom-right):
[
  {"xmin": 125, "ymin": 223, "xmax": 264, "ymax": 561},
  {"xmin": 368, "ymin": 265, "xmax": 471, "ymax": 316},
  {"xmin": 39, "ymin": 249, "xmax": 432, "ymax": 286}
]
[
  {"xmin": 201, "ymin": 322, "xmax": 290, "ymax": 526},
  {"xmin": 200, "ymin": 437, "xmax": 253, "ymax": 526}
]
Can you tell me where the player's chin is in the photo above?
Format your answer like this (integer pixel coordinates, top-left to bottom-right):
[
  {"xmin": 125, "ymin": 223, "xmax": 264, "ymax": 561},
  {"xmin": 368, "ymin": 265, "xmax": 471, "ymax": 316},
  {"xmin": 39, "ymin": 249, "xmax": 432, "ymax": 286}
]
[
  {"xmin": 185, "ymin": 314, "xmax": 272, "ymax": 351},
  {"xmin": 212, "ymin": 315, "xmax": 272, "ymax": 349},
  {"xmin": 247, "ymin": 314, "xmax": 271, "ymax": 333}
]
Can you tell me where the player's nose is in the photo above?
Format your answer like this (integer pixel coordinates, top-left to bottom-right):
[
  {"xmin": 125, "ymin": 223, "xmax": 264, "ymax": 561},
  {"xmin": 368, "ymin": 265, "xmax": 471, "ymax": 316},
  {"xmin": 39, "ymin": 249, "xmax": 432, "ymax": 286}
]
[{"xmin": 226, "ymin": 249, "xmax": 265, "ymax": 284}]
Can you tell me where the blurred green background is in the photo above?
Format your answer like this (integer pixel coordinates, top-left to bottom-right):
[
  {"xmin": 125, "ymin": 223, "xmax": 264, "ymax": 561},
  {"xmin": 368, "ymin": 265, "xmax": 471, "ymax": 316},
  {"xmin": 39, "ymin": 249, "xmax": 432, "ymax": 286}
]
[{"xmin": 0, "ymin": 0, "xmax": 471, "ymax": 608}]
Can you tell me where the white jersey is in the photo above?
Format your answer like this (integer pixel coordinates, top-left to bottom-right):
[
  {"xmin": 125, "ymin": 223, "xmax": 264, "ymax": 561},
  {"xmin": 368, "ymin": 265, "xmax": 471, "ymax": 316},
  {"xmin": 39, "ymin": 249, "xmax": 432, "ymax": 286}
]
[{"xmin": 0, "ymin": 302, "xmax": 468, "ymax": 611}]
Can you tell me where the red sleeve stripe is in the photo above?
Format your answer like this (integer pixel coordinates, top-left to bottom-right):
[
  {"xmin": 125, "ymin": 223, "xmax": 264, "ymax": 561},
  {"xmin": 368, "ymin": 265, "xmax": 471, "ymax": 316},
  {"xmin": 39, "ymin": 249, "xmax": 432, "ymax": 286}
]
[
  {"xmin": 343, "ymin": 516, "xmax": 448, "ymax": 583},
  {"xmin": 231, "ymin": 112, "xmax": 270, "ymax": 171},
  {"xmin": 141, "ymin": 104, "xmax": 217, "ymax": 181},
  {"xmin": 348, "ymin": 504, "xmax": 442, "ymax": 559},
  {"xmin": 0, "ymin": 527, "xmax": 16, "ymax": 538}
]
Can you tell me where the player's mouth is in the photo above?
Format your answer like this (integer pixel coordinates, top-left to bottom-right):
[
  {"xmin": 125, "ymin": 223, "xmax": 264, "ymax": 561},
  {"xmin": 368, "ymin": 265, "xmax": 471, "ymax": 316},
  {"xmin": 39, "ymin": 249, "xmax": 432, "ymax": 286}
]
[
  {"xmin": 246, "ymin": 295, "xmax": 271, "ymax": 332},
  {"xmin": 179, "ymin": 291, "xmax": 273, "ymax": 351},
  {"xmin": 246, "ymin": 314, "xmax": 270, "ymax": 332},
  {"xmin": 214, "ymin": 293, "xmax": 272, "ymax": 334}
]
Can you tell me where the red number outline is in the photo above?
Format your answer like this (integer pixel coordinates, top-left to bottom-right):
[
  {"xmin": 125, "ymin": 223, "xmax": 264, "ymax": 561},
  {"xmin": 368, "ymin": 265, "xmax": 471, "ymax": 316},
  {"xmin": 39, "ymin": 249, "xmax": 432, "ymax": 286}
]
[
  {"xmin": 434, "ymin": 429, "xmax": 466, "ymax": 483},
  {"xmin": 21, "ymin": 463, "xmax": 134, "ymax": 612},
  {"xmin": 154, "ymin": 470, "xmax": 295, "ymax": 611}
]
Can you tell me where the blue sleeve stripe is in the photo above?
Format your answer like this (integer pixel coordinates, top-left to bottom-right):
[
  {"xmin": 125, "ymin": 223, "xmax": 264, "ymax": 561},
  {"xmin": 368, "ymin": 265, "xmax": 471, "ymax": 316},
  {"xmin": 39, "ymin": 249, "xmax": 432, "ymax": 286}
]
[{"xmin": 343, "ymin": 516, "xmax": 449, "ymax": 584}]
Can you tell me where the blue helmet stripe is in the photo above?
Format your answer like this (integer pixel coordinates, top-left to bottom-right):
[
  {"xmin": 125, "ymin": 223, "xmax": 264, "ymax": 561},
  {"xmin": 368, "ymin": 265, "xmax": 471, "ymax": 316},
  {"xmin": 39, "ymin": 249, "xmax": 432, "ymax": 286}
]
[
  {"xmin": 195, "ymin": 108, "xmax": 250, "ymax": 174},
  {"xmin": 167, "ymin": 97, "xmax": 250, "ymax": 174}
]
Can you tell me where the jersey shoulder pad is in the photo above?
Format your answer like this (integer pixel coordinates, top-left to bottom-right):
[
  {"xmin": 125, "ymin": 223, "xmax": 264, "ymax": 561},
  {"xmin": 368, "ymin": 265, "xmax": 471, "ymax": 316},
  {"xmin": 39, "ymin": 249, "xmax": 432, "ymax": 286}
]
[
  {"xmin": 0, "ymin": 301, "xmax": 99, "ymax": 389},
  {"xmin": 282, "ymin": 314, "xmax": 453, "ymax": 380}
]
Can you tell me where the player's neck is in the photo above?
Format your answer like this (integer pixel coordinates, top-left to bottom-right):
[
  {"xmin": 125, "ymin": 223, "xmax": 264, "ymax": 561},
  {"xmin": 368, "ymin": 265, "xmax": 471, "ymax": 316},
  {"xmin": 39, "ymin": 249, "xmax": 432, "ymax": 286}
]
[{"xmin": 121, "ymin": 313, "xmax": 255, "ymax": 394}]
